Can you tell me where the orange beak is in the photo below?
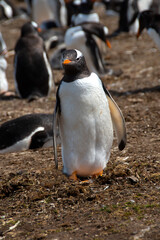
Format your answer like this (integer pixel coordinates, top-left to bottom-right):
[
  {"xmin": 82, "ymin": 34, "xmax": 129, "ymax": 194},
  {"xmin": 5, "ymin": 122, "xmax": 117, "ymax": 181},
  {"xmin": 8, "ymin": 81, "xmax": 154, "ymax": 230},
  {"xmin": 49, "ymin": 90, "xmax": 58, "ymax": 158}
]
[
  {"xmin": 63, "ymin": 59, "xmax": 71, "ymax": 64},
  {"xmin": 37, "ymin": 27, "xmax": 42, "ymax": 33},
  {"xmin": 106, "ymin": 39, "xmax": 111, "ymax": 49}
]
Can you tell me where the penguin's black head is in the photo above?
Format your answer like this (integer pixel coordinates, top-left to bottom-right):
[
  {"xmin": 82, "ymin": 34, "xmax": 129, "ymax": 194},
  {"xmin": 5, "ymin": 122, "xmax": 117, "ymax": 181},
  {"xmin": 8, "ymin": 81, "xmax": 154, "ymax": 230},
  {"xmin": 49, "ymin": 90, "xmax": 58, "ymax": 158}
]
[
  {"xmin": 61, "ymin": 49, "xmax": 90, "ymax": 81},
  {"xmin": 81, "ymin": 22, "xmax": 111, "ymax": 48},
  {"xmin": 21, "ymin": 21, "xmax": 41, "ymax": 37},
  {"xmin": 137, "ymin": 10, "xmax": 154, "ymax": 38}
]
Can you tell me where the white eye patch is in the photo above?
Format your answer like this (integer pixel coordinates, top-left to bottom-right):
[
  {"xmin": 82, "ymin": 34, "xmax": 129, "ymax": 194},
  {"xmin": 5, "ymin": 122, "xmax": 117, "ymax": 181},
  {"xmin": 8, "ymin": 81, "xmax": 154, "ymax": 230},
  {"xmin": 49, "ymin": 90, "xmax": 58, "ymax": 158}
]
[
  {"xmin": 31, "ymin": 21, "xmax": 38, "ymax": 28},
  {"xmin": 75, "ymin": 49, "xmax": 83, "ymax": 59},
  {"xmin": 103, "ymin": 26, "xmax": 109, "ymax": 35}
]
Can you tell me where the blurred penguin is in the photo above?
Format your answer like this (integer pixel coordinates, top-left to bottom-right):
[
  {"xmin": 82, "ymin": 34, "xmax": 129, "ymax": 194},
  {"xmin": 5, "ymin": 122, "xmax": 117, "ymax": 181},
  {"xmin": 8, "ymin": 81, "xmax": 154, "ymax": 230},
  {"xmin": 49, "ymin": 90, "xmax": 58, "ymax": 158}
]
[
  {"xmin": 71, "ymin": 12, "xmax": 100, "ymax": 25},
  {"xmin": 110, "ymin": 0, "xmax": 153, "ymax": 36},
  {"xmin": 137, "ymin": 10, "xmax": 160, "ymax": 50},
  {"xmin": 14, "ymin": 21, "xmax": 54, "ymax": 101},
  {"xmin": 65, "ymin": 0, "xmax": 98, "ymax": 26},
  {"xmin": 31, "ymin": 0, "xmax": 67, "ymax": 28},
  {"xmin": 128, "ymin": 0, "xmax": 153, "ymax": 33},
  {"xmin": 0, "ymin": 0, "xmax": 22, "ymax": 20},
  {"xmin": 64, "ymin": 22, "xmax": 111, "ymax": 75}
]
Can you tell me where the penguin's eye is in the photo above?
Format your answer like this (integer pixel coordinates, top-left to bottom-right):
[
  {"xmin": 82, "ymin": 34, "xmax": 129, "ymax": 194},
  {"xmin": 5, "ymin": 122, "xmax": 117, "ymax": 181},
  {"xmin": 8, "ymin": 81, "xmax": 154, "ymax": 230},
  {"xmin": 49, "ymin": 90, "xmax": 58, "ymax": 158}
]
[{"xmin": 76, "ymin": 57, "xmax": 80, "ymax": 61}]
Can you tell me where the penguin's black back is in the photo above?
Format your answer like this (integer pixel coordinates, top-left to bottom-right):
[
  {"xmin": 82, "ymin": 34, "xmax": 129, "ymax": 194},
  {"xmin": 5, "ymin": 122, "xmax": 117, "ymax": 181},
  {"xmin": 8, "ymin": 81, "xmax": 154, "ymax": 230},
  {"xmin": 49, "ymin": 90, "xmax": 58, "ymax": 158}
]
[
  {"xmin": 0, "ymin": 114, "xmax": 53, "ymax": 151},
  {"xmin": 14, "ymin": 24, "xmax": 51, "ymax": 99}
]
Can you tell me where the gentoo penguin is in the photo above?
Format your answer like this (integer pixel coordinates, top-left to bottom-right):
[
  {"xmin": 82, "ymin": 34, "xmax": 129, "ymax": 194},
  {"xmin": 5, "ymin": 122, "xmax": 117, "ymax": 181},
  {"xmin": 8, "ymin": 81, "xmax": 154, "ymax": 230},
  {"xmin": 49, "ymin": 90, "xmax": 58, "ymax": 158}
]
[
  {"xmin": 53, "ymin": 49, "xmax": 126, "ymax": 180},
  {"xmin": 137, "ymin": 10, "xmax": 160, "ymax": 50},
  {"xmin": 14, "ymin": 21, "xmax": 54, "ymax": 101},
  {"xmin": 0, "ymin": 0, "xmax": 13, "ymax": 19},
  {"xmin": 0, "ymin": 0, "xmax": 20, "ymax": 20},
  {"xmin": 128, "ymin": 0, "xmax": 153, "ymax": 33},
  {"xmin": 65, "ymin": 0, "xmax": 97, "ymax": 26},
  {"xmin": 71, "ymin": 12, "xmax": 100, "ymax": 26},
  {"xmin": 0, "ymin": 113, "xmax": 55, "ymax": 154},
  {"xmin": 0, "ymin": 32, "xmax": 8, "ymax": 94},
  {"xmin": 64, "ymin": 22, "xmax": 111, "ymax": 75},
  {"xmin": 110, "ymin": 0, "xmax": 153, "ymax": 36}
]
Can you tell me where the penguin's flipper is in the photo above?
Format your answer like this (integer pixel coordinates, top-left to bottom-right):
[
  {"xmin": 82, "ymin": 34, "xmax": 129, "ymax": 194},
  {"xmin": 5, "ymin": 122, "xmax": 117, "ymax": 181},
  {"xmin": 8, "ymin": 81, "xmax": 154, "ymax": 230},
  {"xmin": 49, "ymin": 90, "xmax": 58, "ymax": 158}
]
[
  {"xmin": 53, "ymin": 86, "xmax": 61, "ymax": 169},
  {"xmin": 103, "ymin": 84, "xmax": 126, "ymax": 151}
]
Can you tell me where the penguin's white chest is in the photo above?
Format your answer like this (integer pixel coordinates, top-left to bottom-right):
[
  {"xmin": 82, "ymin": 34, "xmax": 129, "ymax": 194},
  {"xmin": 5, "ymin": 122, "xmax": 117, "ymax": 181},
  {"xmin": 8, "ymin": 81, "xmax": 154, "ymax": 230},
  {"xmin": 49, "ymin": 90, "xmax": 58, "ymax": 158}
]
[{"xmin": 59, "ymin": 73, "xmax": 113, "ymax": 176}]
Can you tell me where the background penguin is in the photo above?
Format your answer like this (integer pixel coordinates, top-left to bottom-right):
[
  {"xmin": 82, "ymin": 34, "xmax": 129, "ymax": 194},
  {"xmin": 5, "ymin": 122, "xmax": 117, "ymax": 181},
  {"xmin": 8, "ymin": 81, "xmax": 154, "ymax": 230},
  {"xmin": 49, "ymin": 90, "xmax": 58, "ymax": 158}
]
[
  {"xmin": 137, "ymin": 10, "xmax": 160, "ymax": 50},
  {"xmin": 0, "ymin": 0, "xmax": 13, "ymax": 19},
  {"xmin": 65, "ymin": 0, "xmax": 97, "ymax": 26},
  {"xmin": 0, "ymin": 113, "xmax": 55, "ymax": 154},
  {"xmin": 53, "ymin": 49, "xmax": 126, "ymax": 180},
  {"xmin": 109, "ymin": 0, "xmax": 153, "ymax": 36},
  {"xmin": 64, "ymin": 22, "xmax": 111, "ymax": 75},
  {"xmin": 0, "ymin": 0, "xmax": 22, "ymax": 20},
  {"xmin": 14, "ymin": 21, "xmax": 54, "ymax": 101},
  {"xmin": 31, "ymin": 0, "xmax": 67, "ymax": 28},
  {"xmin": 127, "ymin": 0, "xmax": 153, "ymax": 33},
  {"xmin": 0, "ymin": 32, "xmax": 8, "ymax": 94},
  {"xmin": 71, "ymin": 12, "xmax": 100, "ymax": 25}
]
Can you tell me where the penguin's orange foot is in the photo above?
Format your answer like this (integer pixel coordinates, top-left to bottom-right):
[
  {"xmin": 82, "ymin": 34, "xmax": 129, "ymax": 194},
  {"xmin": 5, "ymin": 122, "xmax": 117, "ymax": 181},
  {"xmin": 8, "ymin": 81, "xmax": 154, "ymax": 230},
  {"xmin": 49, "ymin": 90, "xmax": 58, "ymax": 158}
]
[
  {"xmin": 69, "ymin": 171, "xmax": 78, "ymax": 181},
  {"xmin": 0, "ymin": 91, "xmax": 15, "ymax": 97},
  {"xmin": 92, "ymin": 170, "xmax": 103, "ymax": 179}
]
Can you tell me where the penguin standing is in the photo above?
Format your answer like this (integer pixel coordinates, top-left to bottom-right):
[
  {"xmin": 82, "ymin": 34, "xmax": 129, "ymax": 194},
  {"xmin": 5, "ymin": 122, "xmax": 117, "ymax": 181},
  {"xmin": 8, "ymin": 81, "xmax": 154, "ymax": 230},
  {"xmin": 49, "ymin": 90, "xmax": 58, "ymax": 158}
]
[
  {"xmin": 14, "ymin": 21, "xmax": 54, "ymax": 101},
  {"xmin": 0, "ymin": 32, "xmax": 8, "ymax": 94},
  {"xmin": 137, "ymin": 10, "xmax": 160, "ymax": 50},
  {"xmin": 0, "ymin": 113, "xmax": 55, "ymax": 154},
  {"xmin": 127, "ymin": 0, "xmax": 153, "ymax": 33},
  {"xmin": 64, "ymin": 22, "xmax": 111, "ymax": 75},
  {"xmin": 53, "ymin": 49, "xmax": 126, "ymax": 180},
  {"xmin": 110, "ymin": 0, "xmax": 153, "ymax": 36}
]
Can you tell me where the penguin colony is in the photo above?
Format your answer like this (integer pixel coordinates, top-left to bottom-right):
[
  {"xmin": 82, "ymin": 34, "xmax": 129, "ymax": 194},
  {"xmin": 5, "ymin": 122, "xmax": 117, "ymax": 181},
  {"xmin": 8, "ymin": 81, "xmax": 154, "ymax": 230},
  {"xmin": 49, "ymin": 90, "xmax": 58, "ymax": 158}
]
[{"xmin": 0, "ymin": 0, "xmax": 159, "ymax": 180}]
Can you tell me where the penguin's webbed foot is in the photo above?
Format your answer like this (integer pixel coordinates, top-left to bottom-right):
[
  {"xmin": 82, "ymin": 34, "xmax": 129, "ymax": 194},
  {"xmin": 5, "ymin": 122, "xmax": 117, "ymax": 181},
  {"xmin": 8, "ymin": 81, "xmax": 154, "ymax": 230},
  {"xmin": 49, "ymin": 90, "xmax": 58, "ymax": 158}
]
[
  {"xmin": 69, "ymin": 171, "xmax": 78, "ymax": 181},
  {"xmin": 92, "ymin": 170, "xmax": 103, "ymax": 179}
]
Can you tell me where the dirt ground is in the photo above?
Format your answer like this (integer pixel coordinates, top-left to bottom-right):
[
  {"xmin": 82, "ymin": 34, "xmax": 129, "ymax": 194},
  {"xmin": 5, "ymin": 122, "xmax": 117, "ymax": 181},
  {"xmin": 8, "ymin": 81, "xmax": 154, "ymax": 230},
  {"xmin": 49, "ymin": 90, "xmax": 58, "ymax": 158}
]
[{"xmin": 0, "ymin": 2, "xmax": 160, "ymax": 240}]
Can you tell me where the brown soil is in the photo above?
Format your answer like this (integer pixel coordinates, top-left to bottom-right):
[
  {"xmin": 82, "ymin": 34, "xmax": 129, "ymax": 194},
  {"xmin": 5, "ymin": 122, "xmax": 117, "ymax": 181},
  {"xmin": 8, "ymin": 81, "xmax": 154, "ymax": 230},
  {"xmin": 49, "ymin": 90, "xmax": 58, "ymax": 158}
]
[{"xmin": 0, "ymin": 2, "xmax": 160, "ymax": 240}]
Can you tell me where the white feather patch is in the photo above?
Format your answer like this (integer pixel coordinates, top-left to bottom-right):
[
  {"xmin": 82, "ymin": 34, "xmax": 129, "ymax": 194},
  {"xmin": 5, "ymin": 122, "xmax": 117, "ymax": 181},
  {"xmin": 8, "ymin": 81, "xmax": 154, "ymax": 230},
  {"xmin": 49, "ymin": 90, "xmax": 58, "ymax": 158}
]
[{"xmin": 75, "ymin": 49, "xmax": 83, "ymax": 59}]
